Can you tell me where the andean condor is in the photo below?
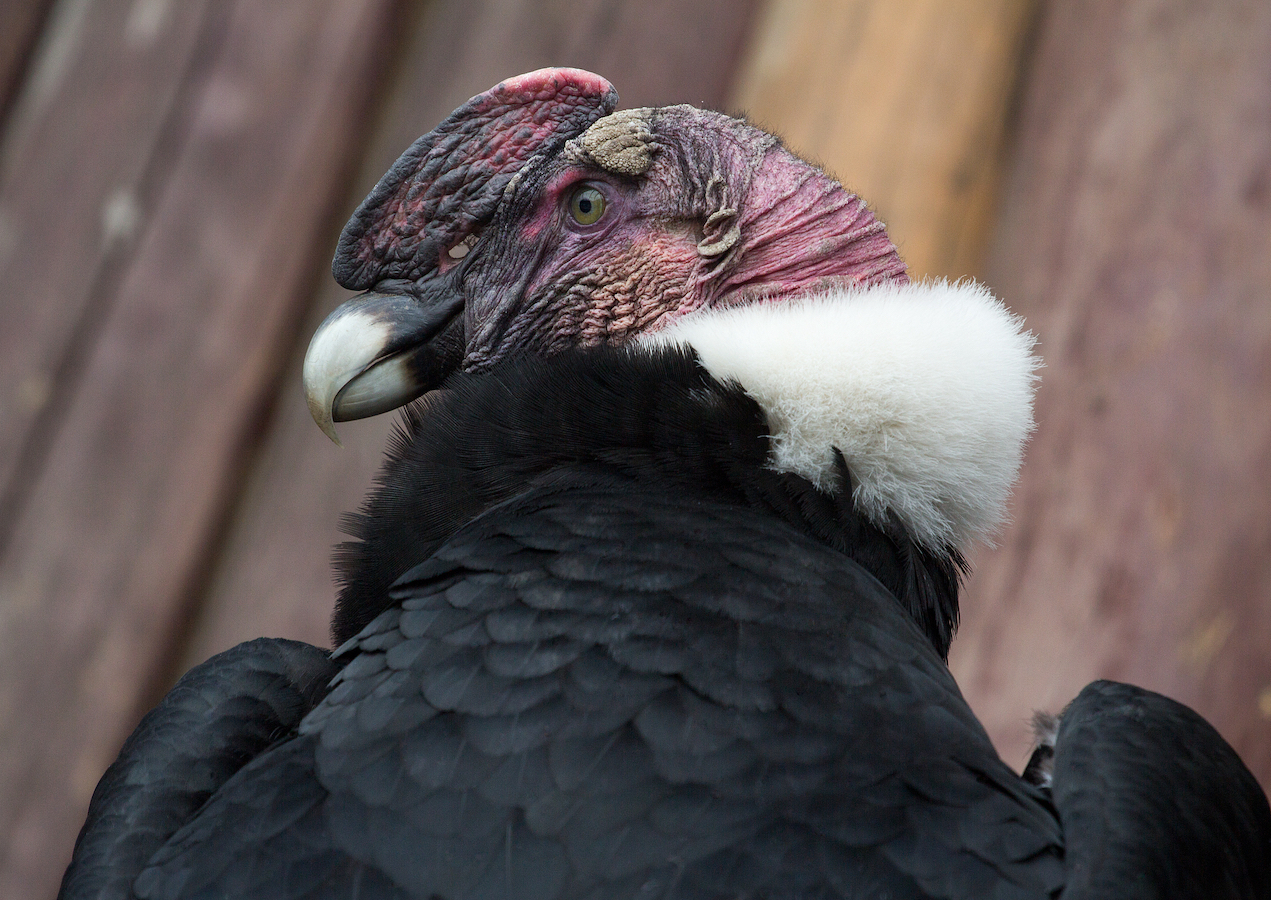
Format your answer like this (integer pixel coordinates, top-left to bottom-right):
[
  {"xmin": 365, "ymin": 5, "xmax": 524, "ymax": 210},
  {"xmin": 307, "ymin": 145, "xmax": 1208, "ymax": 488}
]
[{"xmin": 61, "ymin": 68, "xmax": 1270, "ymax": 900}]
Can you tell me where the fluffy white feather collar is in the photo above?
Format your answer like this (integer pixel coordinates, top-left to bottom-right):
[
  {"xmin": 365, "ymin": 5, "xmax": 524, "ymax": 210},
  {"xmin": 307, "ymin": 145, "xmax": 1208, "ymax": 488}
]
[{"xmin": 639, "ymin": 280, "xmax": 1040, "ymax": 553}]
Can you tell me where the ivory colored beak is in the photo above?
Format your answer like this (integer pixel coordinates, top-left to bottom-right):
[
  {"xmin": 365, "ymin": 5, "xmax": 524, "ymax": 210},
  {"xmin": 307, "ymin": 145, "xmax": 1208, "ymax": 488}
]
[{"xmin": 302, "ymin": 291, "xmax": 464, "ymax": 444}]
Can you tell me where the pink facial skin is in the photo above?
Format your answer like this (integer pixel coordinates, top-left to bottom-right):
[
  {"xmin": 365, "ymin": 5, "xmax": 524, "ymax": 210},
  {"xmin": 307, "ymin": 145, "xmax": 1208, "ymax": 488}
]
[{"xmin": 456, "ymin": 103, "xmax": 906, "ymax": 372}]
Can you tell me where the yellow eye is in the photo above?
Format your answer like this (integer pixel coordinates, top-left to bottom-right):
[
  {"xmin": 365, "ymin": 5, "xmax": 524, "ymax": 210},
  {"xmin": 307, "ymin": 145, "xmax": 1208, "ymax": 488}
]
[{"xmin": 568, "ymin": 185, "xmax": 607, "ymax": 226}]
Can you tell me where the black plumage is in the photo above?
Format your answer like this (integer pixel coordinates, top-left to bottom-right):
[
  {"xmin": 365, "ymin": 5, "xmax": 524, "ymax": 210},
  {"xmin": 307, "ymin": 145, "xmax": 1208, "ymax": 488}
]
[
  {"xmin": 60, "ymin": 640, "xmax": 339, "ymax": 900},
  {"xmin": 332, "ymin": 345, "xmax": 962, "ymax": 659},
  {"xmin": 1047, "ymin": 681, "xmax": 1271, "ymax": 899},
  {"xmin": 84, "ymin": 348, "xmax": 1063, "ymax": 899}
]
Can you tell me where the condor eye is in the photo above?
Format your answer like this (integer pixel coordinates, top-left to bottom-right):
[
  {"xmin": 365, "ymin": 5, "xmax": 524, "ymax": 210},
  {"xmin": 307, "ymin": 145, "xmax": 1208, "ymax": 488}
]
[{"xmin": 567, "ymin": 184, "xmax": 607, "ymax": 226}]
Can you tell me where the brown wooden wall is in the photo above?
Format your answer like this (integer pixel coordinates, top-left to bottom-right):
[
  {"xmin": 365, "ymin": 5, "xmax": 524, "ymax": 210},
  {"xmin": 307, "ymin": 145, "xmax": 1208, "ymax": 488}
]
[{"xmin": 0, "ymin": 1, "xmax": 1266, "ymax": 897}]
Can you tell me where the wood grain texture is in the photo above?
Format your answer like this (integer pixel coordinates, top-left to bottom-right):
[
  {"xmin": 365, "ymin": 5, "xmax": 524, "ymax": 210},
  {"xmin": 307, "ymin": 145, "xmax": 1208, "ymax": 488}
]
[
  {"xmin": 729, "ymin": 0, "xmax": 1038, "ymax": 280},
  {"xmin": 948, "ymin": 0, "xmax": 1271, "ymax": 792},
  {"xmin": 0, "ymin": 0, "xmax": 53, "ymax": 126},
  {"xmin": 0, "ymin": 0, "xmax": 217, "ymax": 545},
  {"xmin": 0, "ymin": 3, "xmax": 399, "ymax": 897},
  {"xmin": 178, "ymin": 0, "xmax": 761, "ymax": 668}
]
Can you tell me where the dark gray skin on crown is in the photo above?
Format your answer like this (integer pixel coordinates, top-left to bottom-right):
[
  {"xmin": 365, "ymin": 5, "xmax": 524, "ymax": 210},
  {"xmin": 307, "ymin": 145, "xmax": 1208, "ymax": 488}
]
[{"xmin": 334, "ymin": 69, "xmax": 620, "ymax": 293}]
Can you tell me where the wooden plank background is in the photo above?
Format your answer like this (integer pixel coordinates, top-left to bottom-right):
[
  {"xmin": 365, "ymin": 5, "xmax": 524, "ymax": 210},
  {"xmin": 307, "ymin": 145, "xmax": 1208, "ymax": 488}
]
[
  {"xmin": 0, "ymin": 2, "xmax": 403, "ymax": 895},
  {"xmin": 0, "ymin": 1, "xmax": 1267, "ymax": 898},
  {"xmin": 0, "ymin": 0, "xmax": 54, "ymax": 127},
  {"xmin": 951, "ymin": 0, "xmax": 1271, "ymax": 781}
]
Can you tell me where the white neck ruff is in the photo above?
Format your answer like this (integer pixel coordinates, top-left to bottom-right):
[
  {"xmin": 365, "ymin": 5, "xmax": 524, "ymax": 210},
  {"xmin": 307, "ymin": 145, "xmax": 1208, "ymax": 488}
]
[{"xmin": 638, "ymin": 280, "xmax": 1040, "ymax": 552}]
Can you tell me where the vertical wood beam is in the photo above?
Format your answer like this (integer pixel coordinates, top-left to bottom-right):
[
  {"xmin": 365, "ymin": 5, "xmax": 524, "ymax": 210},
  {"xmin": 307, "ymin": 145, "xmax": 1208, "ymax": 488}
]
[{"xmin": 730, "ymin": 0, "xmax": 1038, "ymax": 280}]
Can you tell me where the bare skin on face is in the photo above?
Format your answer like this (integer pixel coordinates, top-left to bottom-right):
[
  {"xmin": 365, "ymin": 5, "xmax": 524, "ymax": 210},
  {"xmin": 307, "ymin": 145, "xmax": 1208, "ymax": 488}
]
[{"xmin": 306, "ymin": 72, "xmax": 908, "ymax": 435}]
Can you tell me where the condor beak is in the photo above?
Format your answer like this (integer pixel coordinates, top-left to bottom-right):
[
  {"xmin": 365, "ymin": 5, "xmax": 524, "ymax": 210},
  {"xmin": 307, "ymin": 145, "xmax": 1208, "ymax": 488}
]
[{"xmin": 302, "ymin": 291, "xmax": 464, "ymax": 444}]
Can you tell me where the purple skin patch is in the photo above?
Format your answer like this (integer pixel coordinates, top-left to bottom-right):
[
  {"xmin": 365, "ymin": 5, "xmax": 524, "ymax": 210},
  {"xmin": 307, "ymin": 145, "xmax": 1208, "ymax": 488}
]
[{"xmin": 722, "ymin": 151, "xmax": 904, "ymax": 299}]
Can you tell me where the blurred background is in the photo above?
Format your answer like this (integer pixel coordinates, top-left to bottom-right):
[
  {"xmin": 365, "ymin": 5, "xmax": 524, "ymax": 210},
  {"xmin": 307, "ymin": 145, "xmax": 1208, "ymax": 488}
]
[{"xmin": 0, "ymin": 0, "xmax": 1268, "ymax": 896}]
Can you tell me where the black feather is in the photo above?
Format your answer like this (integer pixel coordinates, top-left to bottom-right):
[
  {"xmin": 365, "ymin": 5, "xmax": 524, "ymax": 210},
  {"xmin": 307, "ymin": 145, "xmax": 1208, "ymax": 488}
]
[
  {"xmin": 59, "ymin": 640, "xmax": 338, "ymax": 900},
  {"xmin": 1050, "ymin": 681, "xmax": 1271, "ymax": 899},
  {"xmin": 117, "ymin": 349, "xmax": 1065, "ymax": 900}
]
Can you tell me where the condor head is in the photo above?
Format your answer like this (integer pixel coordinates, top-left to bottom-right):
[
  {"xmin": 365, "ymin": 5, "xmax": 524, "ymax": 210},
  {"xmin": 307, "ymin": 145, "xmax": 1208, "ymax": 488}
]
[{"xmin": 303, "ymin": 67, "xmax": 906, "ymax": 442}]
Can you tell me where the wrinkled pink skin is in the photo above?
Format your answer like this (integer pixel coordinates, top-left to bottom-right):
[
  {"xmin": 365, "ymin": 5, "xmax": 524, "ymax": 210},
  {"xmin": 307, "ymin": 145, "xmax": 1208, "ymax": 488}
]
[{"xmin": 457, "ymin": 103, "xmax": 907, "ymax": 372}]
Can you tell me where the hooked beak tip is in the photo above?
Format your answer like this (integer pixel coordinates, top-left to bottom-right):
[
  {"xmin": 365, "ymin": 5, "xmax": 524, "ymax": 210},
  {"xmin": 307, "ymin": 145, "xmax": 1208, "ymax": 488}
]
[
  {"xmin": 302, "ymin": 290, "xmax": 464, "ymax": 444},
  {"xmin": 302, "ymin": 304, "xmax": 393, "ymax": 446},
  {"xmin": 308, "ymin": 394, "xmax": 343, "ymax": 446},
  {"xmin": 302, "ymin": 335, "xmax": 350, "ymax": 446}
]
